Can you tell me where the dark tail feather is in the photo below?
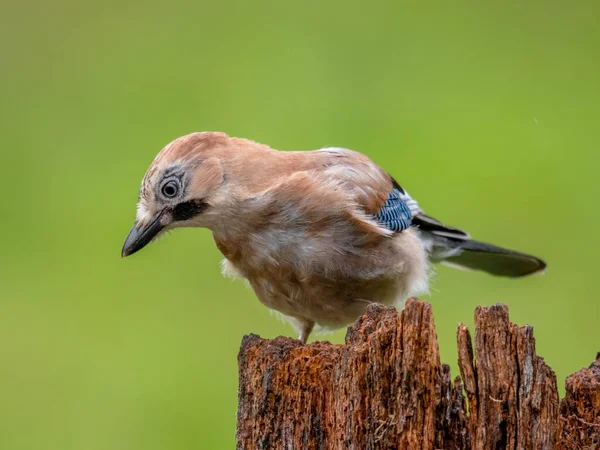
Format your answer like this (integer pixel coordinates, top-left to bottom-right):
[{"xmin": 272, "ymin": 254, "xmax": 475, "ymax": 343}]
[{"xmin": 441, "ymin": 239, "xmax": 547, "ymax": 278}]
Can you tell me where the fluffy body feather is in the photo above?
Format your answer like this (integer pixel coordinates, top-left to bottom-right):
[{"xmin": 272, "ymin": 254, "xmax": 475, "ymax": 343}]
[{"xmin": 123, "ymin": 132, "xmax": 546, "ymax": 342}]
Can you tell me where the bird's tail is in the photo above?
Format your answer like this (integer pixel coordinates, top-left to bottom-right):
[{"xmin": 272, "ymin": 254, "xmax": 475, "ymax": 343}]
[
  {"xmin": 414, "ymin": 215, "xmax": 546, "ymax": 277},
  {"xmin": 437, "ymin": 238, "xmax": 546, "ymax": 277}
]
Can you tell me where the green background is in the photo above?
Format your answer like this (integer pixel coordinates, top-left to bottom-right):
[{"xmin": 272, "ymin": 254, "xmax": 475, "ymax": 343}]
[{"xmin": 1, "ymin": 0, "xmax": 598, "ymax": 448}]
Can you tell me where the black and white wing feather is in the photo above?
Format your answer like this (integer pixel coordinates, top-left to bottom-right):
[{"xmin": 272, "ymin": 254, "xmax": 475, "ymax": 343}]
[{"xmin": 389, "ymin": 177, "xmax": 546, "ymax": 277}]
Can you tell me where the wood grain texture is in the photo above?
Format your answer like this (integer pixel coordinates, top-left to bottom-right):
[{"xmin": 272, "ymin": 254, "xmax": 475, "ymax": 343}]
[
  {"xmin": 560, "ymin": 352, "xmax": 600, "ymax": 449},
  {"xmin": 457, "ymin": 304, "xmax": 560, "ymax": 449},
  {"xmin": 236, "ymin": 299, "xmax": 599, "ymax": 449}
]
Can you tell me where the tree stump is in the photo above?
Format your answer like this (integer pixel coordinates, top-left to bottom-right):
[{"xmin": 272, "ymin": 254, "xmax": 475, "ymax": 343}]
[
  {"xmin": 560, "ymin": 352, "xmax": 600, "ymax": 449},
  {"xmin": 236, "ymin": 299, "xmax": 600, "ymax": 449}
]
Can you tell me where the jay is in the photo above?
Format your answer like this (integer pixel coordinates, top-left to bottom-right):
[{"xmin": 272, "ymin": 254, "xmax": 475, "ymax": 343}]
[{"xmin": 122, "ymin": 132, "xmax": 546, "ymax": 343}]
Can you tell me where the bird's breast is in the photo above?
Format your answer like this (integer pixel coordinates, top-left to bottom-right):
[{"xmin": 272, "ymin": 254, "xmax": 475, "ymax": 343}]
[{"xmin": 212, "ymin": 228, "xmax": 429, "ymax": 328}]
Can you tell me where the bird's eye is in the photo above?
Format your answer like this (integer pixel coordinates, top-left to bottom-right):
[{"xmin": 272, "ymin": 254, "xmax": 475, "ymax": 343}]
[{"xmin": 161, "ymin": 180, "xmax": 180, "ymax": 198}]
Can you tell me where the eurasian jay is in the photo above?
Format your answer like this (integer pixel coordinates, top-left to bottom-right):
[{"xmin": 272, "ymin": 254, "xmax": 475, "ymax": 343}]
[{"xmin": 122, "ymin": 132, "xmax": 546, "ymax": 343}]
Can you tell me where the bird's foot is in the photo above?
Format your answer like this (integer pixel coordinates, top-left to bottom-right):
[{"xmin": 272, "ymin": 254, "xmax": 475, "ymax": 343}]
[{"xmin": 298, "ymin": 321, "xmax": 315, "ymax": 344}]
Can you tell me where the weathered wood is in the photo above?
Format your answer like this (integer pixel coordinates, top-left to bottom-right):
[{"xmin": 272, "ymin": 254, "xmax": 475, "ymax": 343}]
[
  {"xmin": 457, "ymin": 304, "xmax": 560, "ymax": 449},
  {"xmin": 435, "ymin": 365, "xmax": 470, "ymax": 449},
  {"xmin": 237, "ymin": 299, "xmax": 461, "ymax": 449},
  {"xmin": 559, "ymin": 352, "xmax": 600, "ymax": 449},
  {"xmin": 236, "ymin": 299, "xmax": 599, "ymax": 449}
]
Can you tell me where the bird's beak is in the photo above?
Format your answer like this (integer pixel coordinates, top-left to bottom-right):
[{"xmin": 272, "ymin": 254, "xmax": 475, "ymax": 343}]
[{"xmin": 121, "ymin": 210, "xmax": 171, "ymax": 258}]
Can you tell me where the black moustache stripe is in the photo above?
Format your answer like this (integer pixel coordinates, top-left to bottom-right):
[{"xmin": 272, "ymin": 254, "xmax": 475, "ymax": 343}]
[{"xmin": 172, "ymin": 200, "xmax": 209, "ymax": 221}]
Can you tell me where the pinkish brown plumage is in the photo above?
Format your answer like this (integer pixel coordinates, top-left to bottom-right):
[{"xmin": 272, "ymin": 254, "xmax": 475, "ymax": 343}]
[{"xmin": 123, "ymin": 132, "xmax": 546, "ymax": 342}]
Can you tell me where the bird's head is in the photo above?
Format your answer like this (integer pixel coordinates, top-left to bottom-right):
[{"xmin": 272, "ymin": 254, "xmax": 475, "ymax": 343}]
[{"xmin": 121, "ymin": 132, "xmax": 233, "ymax": 257}]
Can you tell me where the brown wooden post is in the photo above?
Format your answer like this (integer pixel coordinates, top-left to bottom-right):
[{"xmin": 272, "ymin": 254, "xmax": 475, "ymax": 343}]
[
  {"xmin": 457, "ymin": 304, "xmax": 560, "ymax": 449},
  {"xmin": 560, "ymin": 352, "xmax": 600, "ymax": 448},
  {"xmin": 236, "ymin": 299, "xmax": 599, "ymax": 449}
]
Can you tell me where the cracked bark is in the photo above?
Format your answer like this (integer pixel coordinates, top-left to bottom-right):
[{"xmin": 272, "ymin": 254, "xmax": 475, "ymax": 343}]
[
  {"xmin": 457, "ymin": 304, "xmax": 560, "ymax": 449},
  {"xmin": 236, "ymin": 299, "xmax": 599, "ymax": 449},
  {"xmin": 560, "ymin": 352, "xmax": 600, "ymax": 449}
]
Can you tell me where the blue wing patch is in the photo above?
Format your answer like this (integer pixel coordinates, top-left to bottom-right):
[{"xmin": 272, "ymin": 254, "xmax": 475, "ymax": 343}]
[{"xmin": 375, "ymin": 188, "xmax": 412, "ymax": 232}]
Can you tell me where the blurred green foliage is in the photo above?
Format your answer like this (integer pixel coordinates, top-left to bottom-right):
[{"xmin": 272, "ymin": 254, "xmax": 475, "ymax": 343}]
[{"xmin": 1, "ymin": 0, "xmax": 599, "ymax": 448}]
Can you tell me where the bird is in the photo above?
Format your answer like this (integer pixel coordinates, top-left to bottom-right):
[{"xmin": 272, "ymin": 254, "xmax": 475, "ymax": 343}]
[{"xmin": 122, "ymin": 132, "xmax": 546, "ymax": 343}]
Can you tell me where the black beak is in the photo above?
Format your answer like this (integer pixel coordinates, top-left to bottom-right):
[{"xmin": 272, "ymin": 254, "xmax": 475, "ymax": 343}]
[{"xmin": 121, "ymin": 210, "xmax": 170, "ymax": 258}]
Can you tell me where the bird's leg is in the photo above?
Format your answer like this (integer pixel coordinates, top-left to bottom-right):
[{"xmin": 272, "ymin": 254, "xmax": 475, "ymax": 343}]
[{"xmin": 298, "ymin": 320, "xmax": 315, "ymax": 344}]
